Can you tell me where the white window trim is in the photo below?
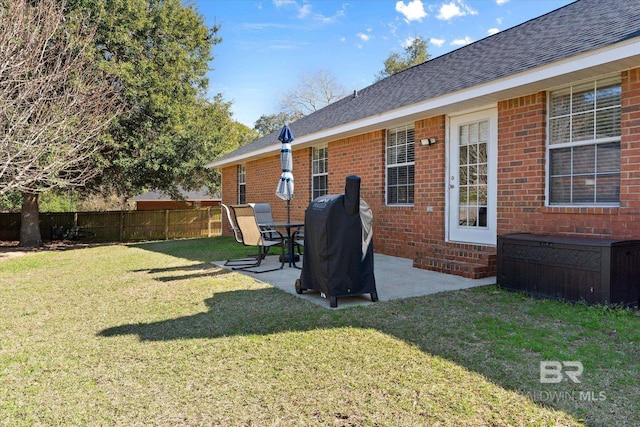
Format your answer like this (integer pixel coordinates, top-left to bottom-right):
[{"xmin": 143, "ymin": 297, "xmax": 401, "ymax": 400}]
[
  {"xmin": 545, "ymin": 76, "xmax": 621, "ymax": 208},
  {"xmin": 385, "ymin": 124, "xmax": 415, "ymax": 206},
  {"xmin": 238, "ymin": 163, "xmax": 246, "ymax": 204},
  {"xmin": 311, "ymin": 144, "xmax": 328, "ymax": 199}
]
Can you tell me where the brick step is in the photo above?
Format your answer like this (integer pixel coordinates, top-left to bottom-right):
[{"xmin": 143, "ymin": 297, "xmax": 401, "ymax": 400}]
[
  {"xmin": 413, "ymin": 256, "xmax": 494, "ymax": 279},
  {"xmin": 421, "ymin": 244, "xmax": 497, "ymax": 264}
]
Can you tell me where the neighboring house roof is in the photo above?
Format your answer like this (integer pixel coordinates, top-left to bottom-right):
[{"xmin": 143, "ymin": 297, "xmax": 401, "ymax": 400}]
[
  {"xmin": 210, "ymin": 0, "xmax": 640, "ymax": 168},
  {"xmin": 130, "ymin": 187, "xmax": 221, "ymax": 202}
]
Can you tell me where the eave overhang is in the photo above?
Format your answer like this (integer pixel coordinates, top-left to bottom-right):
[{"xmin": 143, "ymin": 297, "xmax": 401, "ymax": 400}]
[{"xmin": 208, "ymin": 36, "xmax": 640, "ymax": 169}]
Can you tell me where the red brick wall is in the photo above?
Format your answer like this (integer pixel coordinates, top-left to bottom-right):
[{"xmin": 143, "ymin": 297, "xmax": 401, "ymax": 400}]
[
  {"xmin": 495, "ymin": 68, "xmax": 640, "ymax": 239},
  {"xmin": 374, "ymin": 117, "xmax": 447, "ymax": 259},
  {"xmin": 621, "ymin": 68, "xmax": 640, "ymax": 216},
  {"xmin": 220, "ymin": 67, "xmax": 640, "ymax": 255},
  {"xmin": 246, "ymin": 149, "xmax": 311, "ymax": 222},
  {"xmin": 220, "ymin": 151, "xmax": 312, "ymax": 236},
  {"xmin": 329, "ymin": 131, "xmax": 384, "ymax": 209},
  {"xmin": 497, "ymin": 92, "xmax": 547, "ymax": 234}
]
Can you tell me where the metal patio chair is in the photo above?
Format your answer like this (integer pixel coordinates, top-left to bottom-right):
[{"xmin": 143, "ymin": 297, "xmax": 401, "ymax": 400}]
[
  {"xmin": 221, "ymin": 203, "xmax": 242, "ymax": 244},
  {"xmin": 229, "ymin": 204, "xmax": 285, "ymax": 273},
  {"xmin": 222, "ymin": 203, "xmax": 267, "ymax": 268},
  {"xmin": 249, "ymin": 203, "xmax": 280, "ymax": 242}
]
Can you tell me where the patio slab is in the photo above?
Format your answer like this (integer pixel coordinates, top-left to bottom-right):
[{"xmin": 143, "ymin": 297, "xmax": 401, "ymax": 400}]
[{"xmin": 213, "ymin": 253, "xmax": 496, "ymax": 309}]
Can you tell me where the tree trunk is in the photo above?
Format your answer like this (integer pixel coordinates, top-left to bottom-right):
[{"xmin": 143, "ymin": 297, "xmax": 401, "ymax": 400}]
[{"xmin": 19, "ymin": 192, "xmax": 42, "ymax": 247}]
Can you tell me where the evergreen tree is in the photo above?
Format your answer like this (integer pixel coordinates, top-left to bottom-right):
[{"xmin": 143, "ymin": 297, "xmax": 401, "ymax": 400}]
[{"xmin": 376, "ymin": 36, "xmax": 430, "ymax": 81}]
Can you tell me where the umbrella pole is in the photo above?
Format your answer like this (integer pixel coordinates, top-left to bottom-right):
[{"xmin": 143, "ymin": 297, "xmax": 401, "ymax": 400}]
[{"xmin": 287, "ymin": 199, "xmax": 291, "ymax": 223}]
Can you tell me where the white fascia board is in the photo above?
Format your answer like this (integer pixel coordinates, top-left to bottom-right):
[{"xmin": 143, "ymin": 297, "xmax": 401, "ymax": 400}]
[
  {"xmin": 207, "ymin": 143, "xmax": 281, "ymax": 168},
  {"xmin": 210, "ymin": 37, "xmax": 640, "ymax": 169}
]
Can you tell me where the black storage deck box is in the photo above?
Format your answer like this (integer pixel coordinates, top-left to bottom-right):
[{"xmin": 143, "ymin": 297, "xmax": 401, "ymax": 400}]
[
  {"xmin": 295, "ymin": 176, "xmax": 378, "ymax": 308},
  {"xmin": 497, "ymin": 233, "xmax": 640, "ymax": 306}
]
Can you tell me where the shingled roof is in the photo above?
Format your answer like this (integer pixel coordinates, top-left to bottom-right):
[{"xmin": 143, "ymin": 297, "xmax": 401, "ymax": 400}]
[{"xmin": 212, "ymin": 0, "xmax": 640, "ymax": 165}]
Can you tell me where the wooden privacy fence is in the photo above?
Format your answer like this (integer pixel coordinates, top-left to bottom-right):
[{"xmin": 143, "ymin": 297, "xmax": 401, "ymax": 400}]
[{"xmin": 0, "ymin": 207, "xmax": 222, "ymax": 242}]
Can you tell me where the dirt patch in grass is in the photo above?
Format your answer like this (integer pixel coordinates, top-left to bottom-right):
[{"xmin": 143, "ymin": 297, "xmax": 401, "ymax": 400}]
[{"xmin": 0, "ymin": 240, "xmax": 122, "ymax": 261}]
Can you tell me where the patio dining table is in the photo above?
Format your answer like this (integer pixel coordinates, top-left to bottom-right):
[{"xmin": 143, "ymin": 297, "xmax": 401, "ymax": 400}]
[{"xmin": 259, "ymin": 221, "xmax": 304, "ymax": 268}]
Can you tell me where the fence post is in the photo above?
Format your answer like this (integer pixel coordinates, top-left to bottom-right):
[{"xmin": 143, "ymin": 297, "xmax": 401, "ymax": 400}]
[
  {"xmin": 207, "ymin": 207, "xmax": 212, "ymax": 237},
  {"xmin": 119, "ymin": 211, "xmax": 124, "ymax": 241},
  {"xmin": 165, "ymin": 210, "xmax": 169, "ymax": 240}
]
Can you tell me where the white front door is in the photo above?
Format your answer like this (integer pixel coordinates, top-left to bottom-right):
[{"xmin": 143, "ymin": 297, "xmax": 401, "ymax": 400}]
[{"xmin": 447, "ymin": 108, "xmax": 497, "ymax": 245}]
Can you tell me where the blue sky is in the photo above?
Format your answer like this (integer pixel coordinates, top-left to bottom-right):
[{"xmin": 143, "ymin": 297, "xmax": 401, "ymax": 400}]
[{"xmin": 195, "ymin": 0, "xmax": 573, "ymax": 127}]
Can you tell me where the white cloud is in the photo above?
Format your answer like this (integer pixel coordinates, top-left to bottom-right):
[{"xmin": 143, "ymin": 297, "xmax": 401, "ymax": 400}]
[
  {"xmin": 273, "ymin": 0, "xmax": 296, "ymax": 7},
  {"xmin": 487, "ymin": 28, "xmax": 500, "ymax": 35},
  {"xmin": 496, "ymin": 17, "xmax": 503, "ymax": 25},
  {"xmin": 437, "ymin": 2, "xmax": 462, "ymax": 20},
  {"xmin": 357, "ymin": 32, "xmax": 370, "ymax": 42},
  {"xmin": 451, "ymin": 36, "xmax": 473, "ymax": 46},
  {"xmin": 395, "ymin": 0, "xmax": 427, "ymax": 22},
  {"xmin": 298, "ymin": 4, "xmax": 312, "ymax": 19},
  {"xmin": 437, "ymin": 1, "xmax": 477, "ymax": 21},
  {"xmin": 496, "ymin": 0, "xmax": 509, "ymax": 5},
  {"xmin": 430, "ymin": 37, "xmax": 445, "ymax": 47},
  {"xmin": 275, "ymin": 1, "xmax": 346, "ymax": 24},
  {"xmin": 243, "ymin": 22, "xmax": 288, "ymax": 31},
  {"xmin": 317, "ymin": 7, "xmax": 346, "ymax": 24},
  {"xmin": 386, "ymin": 21, "xmax": 399, "ymax": 38},
  {"xmin": 402, "ymin": 36, "xmax": 415, "ymax": 48}
]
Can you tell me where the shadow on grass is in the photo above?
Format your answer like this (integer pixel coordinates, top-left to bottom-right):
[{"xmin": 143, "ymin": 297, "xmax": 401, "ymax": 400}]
[
  {"xmin": 101, "ymin": 238, "xmax": 639, "ymax": 425},
  {"xmin": 99, "ymin": 282, "xmax": 639, "ymax": 425},
  {"xmin": 129, "ymin": 237, "xmax": 258, "ymax": 264},
  {"xmin": 131, "ymin": 262, "xmax": 232, "ymax": 282},
  {"xmin": 98, "ymin": 287, "xmax": 337, "ymax": 341}
]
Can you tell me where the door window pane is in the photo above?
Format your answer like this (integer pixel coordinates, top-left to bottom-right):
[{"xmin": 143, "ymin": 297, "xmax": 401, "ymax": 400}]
[{"xmin": 458, "ymin": 120, "xmax": 489, "ymax": 228}]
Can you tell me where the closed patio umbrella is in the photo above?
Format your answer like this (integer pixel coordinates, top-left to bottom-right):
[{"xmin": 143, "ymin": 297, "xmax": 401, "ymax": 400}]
[{"xmin": 276, "ymin": 124, "xmax": 294, "ymax": 223}]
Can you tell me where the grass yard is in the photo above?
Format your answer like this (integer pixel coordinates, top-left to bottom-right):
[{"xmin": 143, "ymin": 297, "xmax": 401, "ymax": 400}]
[{"xmin": 1, "ymin": 237, "xmax": 638, "ymax": 426}]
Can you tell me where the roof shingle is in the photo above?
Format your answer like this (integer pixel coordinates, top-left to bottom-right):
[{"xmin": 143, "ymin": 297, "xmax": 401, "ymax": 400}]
[{"xmin": 217, "ymin": 0, "xmax": 640, "ymax": 163}]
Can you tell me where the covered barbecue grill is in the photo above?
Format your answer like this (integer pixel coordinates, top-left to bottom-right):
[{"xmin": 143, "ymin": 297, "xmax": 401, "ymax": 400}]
[{"xmin": 295, "ymin": 175, "xmax": 378, "ymax": 308}]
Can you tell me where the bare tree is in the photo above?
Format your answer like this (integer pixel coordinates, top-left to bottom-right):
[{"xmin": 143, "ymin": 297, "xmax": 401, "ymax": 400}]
[
  {"xmin": 254, "ymin": 112, "xmax": 303, "ymax": 137},
  {"xmin": 0, "ymin": 0, "xmax": 121, "ymax": 246},
  {"xmin": 279, "ymin": 69, "xmax": 348, "ymax": 117}
]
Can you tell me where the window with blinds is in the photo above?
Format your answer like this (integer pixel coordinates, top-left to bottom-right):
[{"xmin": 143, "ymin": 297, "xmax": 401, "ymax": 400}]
[
  {"xmin": 238, "ymin": 164, "xmax": 246, "ymax": 204},
  {"xmin": 386, "ymin": 125, "xmax": 415, "ymax": 205},
  {"xmin": 312, "ymin": 145, "xmax": 328, "ymax": 200},
  {"xmin": 547, "ymin": 76, "xmax": 621, "ymax": 205}
]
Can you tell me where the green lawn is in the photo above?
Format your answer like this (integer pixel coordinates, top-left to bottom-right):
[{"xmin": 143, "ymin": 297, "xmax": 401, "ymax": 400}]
[{"xmin": 1, "ymin": 237, "xmax": 638, "ymax": 426}]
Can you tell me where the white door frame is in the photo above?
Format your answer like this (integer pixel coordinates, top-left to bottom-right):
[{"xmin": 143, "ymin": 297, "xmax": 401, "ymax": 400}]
[{"xmin": 445, "ymin": 106, "xmax": 498, "ymax": 245}]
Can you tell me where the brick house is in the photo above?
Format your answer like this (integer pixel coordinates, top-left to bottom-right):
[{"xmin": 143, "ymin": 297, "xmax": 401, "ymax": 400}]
[{"xmin": 208, "ymin": 0, "xmax": 640, "ymax": 278}]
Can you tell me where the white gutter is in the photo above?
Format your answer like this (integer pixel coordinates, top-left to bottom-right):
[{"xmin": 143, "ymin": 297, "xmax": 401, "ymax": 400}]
[{"xmin": 209, "ymin": 36, "xmax": 640, "ymax": 169}]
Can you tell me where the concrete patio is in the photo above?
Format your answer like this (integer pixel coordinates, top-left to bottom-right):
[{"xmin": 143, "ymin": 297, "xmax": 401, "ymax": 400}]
[{"xmin": 214, "ymin": 253, "xmax": 496, "ymax": 309}]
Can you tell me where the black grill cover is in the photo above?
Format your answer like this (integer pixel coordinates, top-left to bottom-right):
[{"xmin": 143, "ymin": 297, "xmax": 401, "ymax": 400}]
[{"xmin": 300, "ymin": 176, "xmax": 376, "ymax": 303}]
